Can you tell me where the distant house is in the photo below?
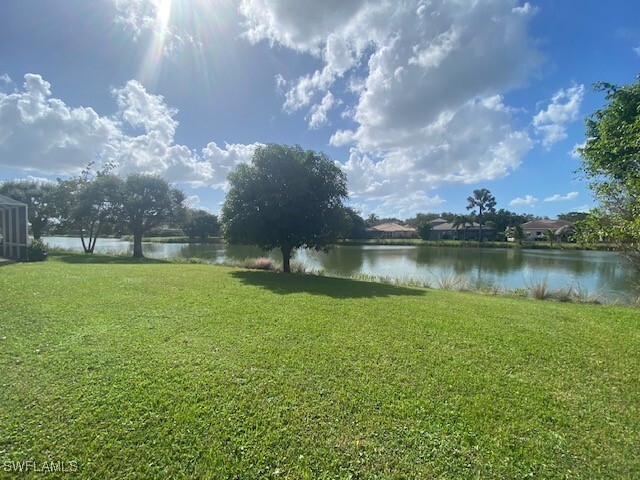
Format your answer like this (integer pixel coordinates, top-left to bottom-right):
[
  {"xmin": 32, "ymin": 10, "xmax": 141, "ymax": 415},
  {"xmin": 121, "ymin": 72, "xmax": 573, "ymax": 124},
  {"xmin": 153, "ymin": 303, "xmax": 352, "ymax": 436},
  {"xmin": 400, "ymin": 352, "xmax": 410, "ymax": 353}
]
[
  {"xmin": 367, "ymin": 222, "xmax": 417, "ymax": 239},
  {"xmin": 429, "ymin": 220, "xmax": 496, "ymax": 241},
  {"xmin": 520, "ymin": 219, "xmax": 574, "ymax": 241}
]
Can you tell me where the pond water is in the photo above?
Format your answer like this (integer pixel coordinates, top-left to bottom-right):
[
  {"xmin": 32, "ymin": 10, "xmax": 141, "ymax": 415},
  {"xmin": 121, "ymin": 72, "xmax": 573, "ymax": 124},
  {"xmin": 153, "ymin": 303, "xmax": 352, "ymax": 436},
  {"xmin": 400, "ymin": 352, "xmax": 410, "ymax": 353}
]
[{"xmin": 44, "ymin": 237, "xmax": 638, "ymax": 304}]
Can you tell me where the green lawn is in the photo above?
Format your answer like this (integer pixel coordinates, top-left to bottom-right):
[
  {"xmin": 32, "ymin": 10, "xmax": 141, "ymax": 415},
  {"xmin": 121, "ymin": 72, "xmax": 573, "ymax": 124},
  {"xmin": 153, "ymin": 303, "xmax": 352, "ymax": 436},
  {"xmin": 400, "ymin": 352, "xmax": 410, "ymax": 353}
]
[{"xmin": 1, "ymin": 253, "xmax": 639, "ymax": 479}]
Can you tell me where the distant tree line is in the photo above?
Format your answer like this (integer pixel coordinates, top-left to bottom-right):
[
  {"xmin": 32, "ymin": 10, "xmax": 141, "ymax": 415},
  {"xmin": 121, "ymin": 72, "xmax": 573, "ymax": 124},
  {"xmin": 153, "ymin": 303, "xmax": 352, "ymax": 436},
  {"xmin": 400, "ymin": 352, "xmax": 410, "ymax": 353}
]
[{"xmin": 0, "ymin": 165, "xmax": 220, "ymax": 258}]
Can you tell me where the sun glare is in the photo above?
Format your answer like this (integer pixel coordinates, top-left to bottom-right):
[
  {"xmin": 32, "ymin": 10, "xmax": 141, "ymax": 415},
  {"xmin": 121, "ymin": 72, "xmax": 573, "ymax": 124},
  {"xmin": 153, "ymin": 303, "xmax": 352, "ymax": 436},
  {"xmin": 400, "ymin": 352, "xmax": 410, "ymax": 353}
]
[{"xmin": 155, "ymin": 0, "xmax": 173, "ymax": 32}]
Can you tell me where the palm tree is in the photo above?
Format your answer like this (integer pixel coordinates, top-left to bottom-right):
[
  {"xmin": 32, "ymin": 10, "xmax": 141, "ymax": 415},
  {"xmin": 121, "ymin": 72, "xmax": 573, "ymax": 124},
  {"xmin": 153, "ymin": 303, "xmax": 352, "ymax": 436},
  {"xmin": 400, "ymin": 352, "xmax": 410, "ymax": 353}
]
[
  {"xmin": 452, "ymin": 214, "xmax": 473, "ymax": 240},
  {"xmin": 466, "ymin": 188, "xmax": 497, "ymax": 242},
  {"xmin": 544, "ymin": 229, "xmax": 555, "ymax": 246}
]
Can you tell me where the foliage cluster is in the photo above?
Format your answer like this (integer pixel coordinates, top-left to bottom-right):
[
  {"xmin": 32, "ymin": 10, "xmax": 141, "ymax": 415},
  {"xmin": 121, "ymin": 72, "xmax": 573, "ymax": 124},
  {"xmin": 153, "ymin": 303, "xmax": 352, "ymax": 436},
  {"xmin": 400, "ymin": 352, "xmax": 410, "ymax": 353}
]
[
  {"xmin": 26, "ymin": 238, "xmax": 48, "ymax": 261},
  {"xmin": 577, "ymin": 77, "xmax": 640, "ymax": 272},
  {"xmin": 222, "ymin": 144, "xmax": 348, "ymax": 272}
]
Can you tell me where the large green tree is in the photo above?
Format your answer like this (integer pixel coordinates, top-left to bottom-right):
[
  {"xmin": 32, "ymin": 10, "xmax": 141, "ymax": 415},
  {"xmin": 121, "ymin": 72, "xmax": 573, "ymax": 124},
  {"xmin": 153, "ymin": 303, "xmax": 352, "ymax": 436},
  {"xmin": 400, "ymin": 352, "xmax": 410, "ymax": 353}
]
[
  {"xmin": 466, "ymin": 188, "xmax": 497, "ymax": 242},
  {"xmin": 578, "ymin": 76, "xmax": 640, "ymax": 271},
  {"xmin": 120, "ymin": 174, "xmax": 185, "ymax": 258},
  {"xmin": 222, "ymin": 144, "xmax": 348, "ymax": 273},
  {"xmin": 0, "ymin": 179, "xmax": 56, "ymax": 239}
]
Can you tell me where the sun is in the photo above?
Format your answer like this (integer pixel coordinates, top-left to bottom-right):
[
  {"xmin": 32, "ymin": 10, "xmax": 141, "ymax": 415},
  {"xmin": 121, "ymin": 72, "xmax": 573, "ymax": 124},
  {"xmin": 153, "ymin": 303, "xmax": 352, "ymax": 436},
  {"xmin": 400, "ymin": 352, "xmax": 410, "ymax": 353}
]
[{"xmin": 154, "ymin": 0, "xmax": 173, "ymax": 33}]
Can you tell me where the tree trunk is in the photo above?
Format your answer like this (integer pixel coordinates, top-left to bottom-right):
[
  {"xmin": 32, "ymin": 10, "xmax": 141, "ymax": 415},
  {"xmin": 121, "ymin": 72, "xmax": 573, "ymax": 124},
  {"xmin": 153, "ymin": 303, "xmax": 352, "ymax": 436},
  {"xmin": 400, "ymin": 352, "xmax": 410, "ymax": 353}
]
[
  {"xmin": 281, "ymin": 245, "xmax": 292, "ymax": 273},
  {"xmin": 133, "ymin": 231, "xmax": 144, "ymax": 258}
]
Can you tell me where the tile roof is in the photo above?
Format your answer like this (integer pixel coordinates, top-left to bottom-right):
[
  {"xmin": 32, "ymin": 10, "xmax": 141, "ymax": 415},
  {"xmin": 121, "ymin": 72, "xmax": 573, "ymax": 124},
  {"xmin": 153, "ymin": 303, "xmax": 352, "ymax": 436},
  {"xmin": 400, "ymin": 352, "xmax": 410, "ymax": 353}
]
[
  {"xmin": 521, "ymin": 219, "xmax": 573, "ymax": 230},
  {"xmin": 367, "ymin": 222, "xmax": 416, "ymax": 232}
]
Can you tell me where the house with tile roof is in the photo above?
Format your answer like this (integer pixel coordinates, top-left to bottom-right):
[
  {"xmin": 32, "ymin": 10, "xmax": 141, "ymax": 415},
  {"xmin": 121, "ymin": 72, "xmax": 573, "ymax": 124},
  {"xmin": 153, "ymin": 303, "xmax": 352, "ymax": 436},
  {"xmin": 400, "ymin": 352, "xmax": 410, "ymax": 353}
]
[
  {"xmin": 519, "ymin": 219, "xmax": 575, "ymax": 241},
  {"xmin": 429, "ymin": 220, "xmax": 496, "ymax": 241},
  {"xmin": 366, "ymin": 222, "xmax": 417, "ymax": 239}
]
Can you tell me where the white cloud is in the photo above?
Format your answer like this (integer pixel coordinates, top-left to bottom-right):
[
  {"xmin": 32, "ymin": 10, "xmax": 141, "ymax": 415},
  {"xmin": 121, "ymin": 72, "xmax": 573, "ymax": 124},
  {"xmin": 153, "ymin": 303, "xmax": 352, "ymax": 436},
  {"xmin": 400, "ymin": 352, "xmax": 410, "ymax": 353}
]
[
  {"xmin": 307, "ymin": 91, "xmax": 339, "ymax": 129},
  {"xmin": 576, "ymin": 204, "xmax": 591, "ymax": 213},
  {"xmin": 184, "ymin": 194, "xmax": 211, "ymax": 212},
  {"xmin": 533, "ymin": 84, "xmax": 585, "ymax": 148},
  {"xmin": 509, "ymin": 195, "xmax": 538, "ymax": 207},
  {"xmin": 0, "ymin": 73, "xmax": 260, "ymax": 189},
  {"xmin": 200, "ymin": 141, "xmax": 260, "ymax": 189},
  {"xmin": 635, "ymin": 45, "xmax": 640, "ymax": 56},
  {"xmin": 543, "ymin": 191, "xmax": 579, "ymax": 202},
  {"xmin": 570, "ymin": 141, "xmax": 585, "ymax": 159},
  {"xmin": 0, "ymin": 74, "xmax": 11, "ymax": 85},
  {"xmin": 240, "ymin": 0, "xmax": 542, "ymax": 215},
  {"xmin": 0, "ymin": 74, "xmax": 121, "ymax": 174}
]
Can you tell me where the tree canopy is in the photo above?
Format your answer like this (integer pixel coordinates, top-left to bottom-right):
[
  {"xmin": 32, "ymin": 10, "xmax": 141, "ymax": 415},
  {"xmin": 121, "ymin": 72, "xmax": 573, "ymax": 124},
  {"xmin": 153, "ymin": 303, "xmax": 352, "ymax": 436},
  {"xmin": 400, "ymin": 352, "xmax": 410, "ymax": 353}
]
[
  {"xmin": 222, "ymin": 144, "xmax": 348, "ymax": 272},
  {"xmin": 578, "ymin": 76, "xmax": 640, "ymax": 270},
  {"xmin": 119, "ymin": 174, "xmax": 185, "ymax": 258},
  {"xmin": 182, "ymin": 209, "xmax": 220, "ymax": 239},
  {"xmin": 0, "ymin": 179, "xmax": 56, "ymax": 239},
  {"xmin": 55, "ymin": 164, "xmax": 121, "ymax": 253}
]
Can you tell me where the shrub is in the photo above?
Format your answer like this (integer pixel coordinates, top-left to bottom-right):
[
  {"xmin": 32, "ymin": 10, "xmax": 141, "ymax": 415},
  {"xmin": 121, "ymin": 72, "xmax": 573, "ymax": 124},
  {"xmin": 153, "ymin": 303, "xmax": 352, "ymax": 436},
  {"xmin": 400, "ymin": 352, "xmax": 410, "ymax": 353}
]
[
  {"xmin": 27, "ymin": 239, "xmax": 49, "ymax": 262},
  {"xmin": 243, "ymin": 257, "xmax": 279, "ymax": 271}
]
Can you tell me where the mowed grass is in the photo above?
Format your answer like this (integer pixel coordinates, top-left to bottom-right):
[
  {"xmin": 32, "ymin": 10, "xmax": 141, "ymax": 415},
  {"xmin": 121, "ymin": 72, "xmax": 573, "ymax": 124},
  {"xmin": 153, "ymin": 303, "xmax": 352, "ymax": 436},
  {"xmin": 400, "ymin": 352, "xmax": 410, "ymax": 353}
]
[{"xmin": 1, "ymin": 253, "xmax": 639, "ymax": 479}]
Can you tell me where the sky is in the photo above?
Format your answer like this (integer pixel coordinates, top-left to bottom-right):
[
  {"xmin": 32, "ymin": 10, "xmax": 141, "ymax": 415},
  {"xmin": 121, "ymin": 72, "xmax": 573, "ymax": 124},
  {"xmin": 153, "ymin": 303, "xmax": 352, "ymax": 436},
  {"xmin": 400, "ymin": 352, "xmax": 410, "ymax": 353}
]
[{"xmin": 0, "ymin": 0, "xmax": 639, "ymax": 219}]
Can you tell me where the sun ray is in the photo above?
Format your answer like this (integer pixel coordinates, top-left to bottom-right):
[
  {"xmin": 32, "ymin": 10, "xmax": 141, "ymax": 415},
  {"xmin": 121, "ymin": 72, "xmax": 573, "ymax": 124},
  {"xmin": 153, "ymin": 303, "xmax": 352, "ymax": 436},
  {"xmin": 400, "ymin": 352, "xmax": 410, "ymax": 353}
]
[{"xmin": 137, "ymin": 0, "xmax": 174, "ymax": 86}]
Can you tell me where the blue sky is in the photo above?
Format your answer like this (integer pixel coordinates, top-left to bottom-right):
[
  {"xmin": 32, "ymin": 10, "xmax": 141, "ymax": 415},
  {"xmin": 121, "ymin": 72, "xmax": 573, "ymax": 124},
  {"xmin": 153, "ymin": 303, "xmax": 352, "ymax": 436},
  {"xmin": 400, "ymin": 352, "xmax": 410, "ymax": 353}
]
[{"xmin": 0, "ymin": 0, "xmax": 639, "ymax": 219}]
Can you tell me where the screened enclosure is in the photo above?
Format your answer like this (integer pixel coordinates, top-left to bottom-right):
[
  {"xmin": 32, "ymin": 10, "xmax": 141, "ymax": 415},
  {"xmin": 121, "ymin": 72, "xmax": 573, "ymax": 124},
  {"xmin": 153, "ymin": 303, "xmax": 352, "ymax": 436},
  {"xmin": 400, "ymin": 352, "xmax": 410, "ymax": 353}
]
[{"xmin": 0, "ymin": 194, "xmax": 29, "ymax": 260}]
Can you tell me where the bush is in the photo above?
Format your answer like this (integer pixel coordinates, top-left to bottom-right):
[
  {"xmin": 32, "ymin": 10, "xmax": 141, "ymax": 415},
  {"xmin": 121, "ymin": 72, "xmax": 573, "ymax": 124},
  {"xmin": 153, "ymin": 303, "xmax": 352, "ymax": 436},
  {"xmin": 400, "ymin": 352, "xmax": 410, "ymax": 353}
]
[{"xmin": 27, "ymin": 239, "xmax": 49, "ymax": 262}]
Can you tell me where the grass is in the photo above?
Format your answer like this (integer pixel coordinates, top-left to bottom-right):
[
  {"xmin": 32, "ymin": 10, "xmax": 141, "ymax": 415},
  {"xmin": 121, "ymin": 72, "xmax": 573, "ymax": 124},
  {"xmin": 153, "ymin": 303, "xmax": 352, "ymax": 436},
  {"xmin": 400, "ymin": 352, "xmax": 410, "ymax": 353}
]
[{"xmin": 1, "ymin": 252, "xmax": 639, "ymax": 478}]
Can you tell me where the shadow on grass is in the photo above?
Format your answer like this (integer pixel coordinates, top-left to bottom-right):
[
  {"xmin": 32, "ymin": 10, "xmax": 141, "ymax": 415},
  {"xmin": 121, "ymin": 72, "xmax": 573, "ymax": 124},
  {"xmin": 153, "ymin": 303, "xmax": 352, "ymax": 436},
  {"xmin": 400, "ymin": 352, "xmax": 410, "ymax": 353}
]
[
  {"xmin": 230, "ymin": 270, "xmax": 427, "ymax": 299},
  {"xmin": 0, "ymin": 258, "xmax": 16, "ymax": 267},
  {"xmin": 51, "ymin": 251, "xmax": 170, "ymax": 265}
]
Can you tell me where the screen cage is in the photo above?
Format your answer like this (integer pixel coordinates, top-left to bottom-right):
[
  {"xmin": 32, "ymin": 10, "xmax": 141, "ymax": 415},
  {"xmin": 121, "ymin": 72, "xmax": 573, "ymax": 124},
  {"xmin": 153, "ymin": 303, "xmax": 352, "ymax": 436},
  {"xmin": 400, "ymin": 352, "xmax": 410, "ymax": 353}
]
[{"xmin": 0, "ymin": 193, "xmax": 29, "ymax": 260}]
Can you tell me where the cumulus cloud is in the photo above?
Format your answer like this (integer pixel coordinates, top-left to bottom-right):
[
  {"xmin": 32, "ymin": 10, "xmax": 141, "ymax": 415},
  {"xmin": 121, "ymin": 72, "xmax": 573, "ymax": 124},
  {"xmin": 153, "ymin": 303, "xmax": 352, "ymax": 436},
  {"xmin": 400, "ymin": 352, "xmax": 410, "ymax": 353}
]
[
  {"xmin": 533, "ymin": 84, "xmax": 585, "ymax": 148},
  {"xmin": 0, "ymin": 73, "xmax": 260, "ymax": 187},
  {"xmin": 0, "ymin": 74, "xmax": 121, "ymax": 174},
  {"xmin": 543, "ymin": 191, "xmax": 579, "ymax": 202},
  {"xmin": 184, "ymin": 194, "xmax": 212, "ymax": 212},
  {"xmin": 307, "ymin": 91, "xmax": 339, "ymax": 129},
  {"xmin": 0, "ymin": 74, "xmax": 11, "ymax": 85},
  {"xmin": 509, "ymin": 195, "xmax": 538, "ymax": 207},
  {"xmin": 240, "ymin": 0, "xmax": 542, "ymax": 214}
]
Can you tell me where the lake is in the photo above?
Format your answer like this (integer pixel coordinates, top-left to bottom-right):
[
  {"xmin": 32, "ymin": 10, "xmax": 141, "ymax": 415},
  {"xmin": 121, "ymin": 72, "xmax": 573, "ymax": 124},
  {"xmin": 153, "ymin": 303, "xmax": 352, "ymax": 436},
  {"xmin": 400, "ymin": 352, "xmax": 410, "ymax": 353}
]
[{"xmin": 44, "ymin": 237, "xmax": 638, "ymax": 304}]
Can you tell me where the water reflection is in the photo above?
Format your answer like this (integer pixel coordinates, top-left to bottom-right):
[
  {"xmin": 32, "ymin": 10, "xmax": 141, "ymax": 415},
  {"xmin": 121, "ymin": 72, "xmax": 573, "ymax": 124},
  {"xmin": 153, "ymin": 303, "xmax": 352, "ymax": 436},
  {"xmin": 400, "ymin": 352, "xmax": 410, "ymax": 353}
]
[{"xmin": 44, "ymin": 237, "xmax": 637, "ymax": 303}]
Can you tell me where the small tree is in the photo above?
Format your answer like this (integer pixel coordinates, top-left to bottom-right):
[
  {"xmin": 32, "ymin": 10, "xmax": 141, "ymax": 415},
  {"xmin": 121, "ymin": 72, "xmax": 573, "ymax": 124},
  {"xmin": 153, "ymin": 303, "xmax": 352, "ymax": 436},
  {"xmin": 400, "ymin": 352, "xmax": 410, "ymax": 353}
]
[
  {"xmin": 578, "ymin": 77, "xmax": 640, "ymax": 272},
  {"xmin": 119, "ymin": 174, "xmax": 185, "ymax": 258},
  {"xmin": 222, "ymin": 144, "xmax": 348, "ymax": 273},
  {"xmin": 505, "ymin": 225, "xmax": 525, "ymax": 245},
  {"xmin": 544, "ymin": 229, "xmax": 555, "ymax": 246},
  {"xmin": 55, "ymin": 164, "xmax": 122, "ymax": 254},
  {"xmin": 466, "ymin": 188, "xmax": 497, "ymax": 242},
  {"xmin": 183, "ymin": 209, "xmax": 220, "ymax": 239},
  {"xmin": 452, "ymin": 214, "xmax": 474, "ymax": 240},
  {"xmin": 0, "ymin": 179, "xmax": 56, "ymax": 239},
  {"xmin": 416, "ymin": 222, "xmax": 432, "ymax": 240}
]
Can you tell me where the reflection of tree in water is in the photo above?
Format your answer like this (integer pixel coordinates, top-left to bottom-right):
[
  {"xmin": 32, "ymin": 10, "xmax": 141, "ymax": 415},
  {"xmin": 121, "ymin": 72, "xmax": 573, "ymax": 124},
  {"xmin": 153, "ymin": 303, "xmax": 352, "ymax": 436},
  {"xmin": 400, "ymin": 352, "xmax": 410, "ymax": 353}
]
[
  {"xmin": 415, "ymin": 247, "xmax": 525, "ymax": 275},
  {"xmin": 177, "ymin": 243, "xmax": 224, "ymax": 261},
  {"xmin": 223, "ymin": 244, "xmax": 277, "ymax": 262},
  {"xmin": 315, "ymin": 246, "xmax": 365, "ymax": 276}
]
